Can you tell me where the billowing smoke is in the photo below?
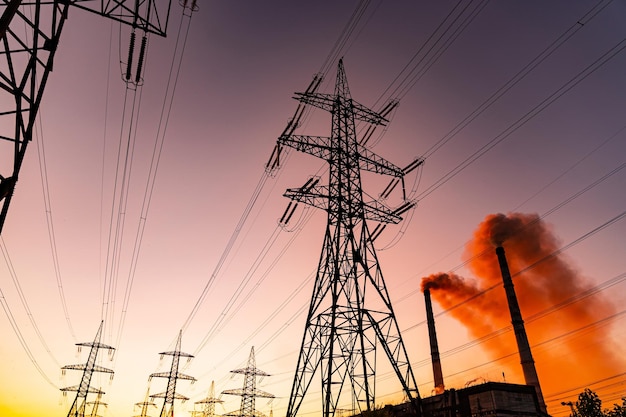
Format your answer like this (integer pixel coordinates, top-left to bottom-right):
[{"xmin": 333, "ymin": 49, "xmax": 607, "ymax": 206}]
[{"xmin": 421, "ymin": 212, "xmax": 623, "ymax": 404}]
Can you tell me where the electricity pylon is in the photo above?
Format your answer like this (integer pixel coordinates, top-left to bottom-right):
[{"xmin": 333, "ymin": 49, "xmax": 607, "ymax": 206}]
[
  {"xmin": 222, "ymin": 347, "xmax": 274, "ymax": 417},
  {"xmin": 150, "ymin": 331, "xmax": 196, "ymax": 417},
  {"xmin": 134, "ymin": 388, "xmax": 158, "ymax": 417},
  {"xmin": 85, "ymin": 394, "xmax": 107, "ymax": 417},
  {"xmin": 0, "ymin": 0, "xmax": 172, "ymax": 234},
  {"xmin": 192, "ymin": 381, "xmax": 223, "ymax": 417},
  {"xmin": 278, "ymin": 59, "xmax": 422, "ymax": 417},
  {"xmin": 61, "ymin": 321, "xmax": 115, "ymax": 417}
]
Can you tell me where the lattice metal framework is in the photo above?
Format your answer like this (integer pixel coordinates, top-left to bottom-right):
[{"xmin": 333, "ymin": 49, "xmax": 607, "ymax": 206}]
[
  {"xmin": 222, "ymin": 346, "xmax": 274, "ymax": 417},
  {"xmin": 61, "ymin": 321, "xmax": 115, "ymax": 417},
  {"xmin": 133, "ymin": 388, "xmax": 158, "ymax": 417},
  {"xmin": 0, "ymin": 0, "xmax": 172, "ymax": 234},
  {"xmin": 192, "ymin": 380, "xmax": 223, "ymax": 417},
  {"xmin": 149, "ymin": 331, "xmax": 196, "ymax": 417},
  {"xmin": 279, "ymin": 60, "xmax": 422, "ymax": 417}
]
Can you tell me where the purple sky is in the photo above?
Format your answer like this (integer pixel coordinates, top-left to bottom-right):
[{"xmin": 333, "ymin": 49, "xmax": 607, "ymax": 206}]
[{"xmin": 1, "ymin": 1, "xmax": 625, "ymax": 416}]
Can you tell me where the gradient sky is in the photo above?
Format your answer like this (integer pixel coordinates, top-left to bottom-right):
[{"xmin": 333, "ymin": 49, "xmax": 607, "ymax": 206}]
[{"xmin": 1, "ymin": 1, "xmax": 625, "ymax": 417}]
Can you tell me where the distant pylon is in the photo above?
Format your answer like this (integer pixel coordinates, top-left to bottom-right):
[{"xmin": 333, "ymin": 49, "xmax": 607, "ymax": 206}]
[
  {"xmin": 133, "ymin": 387, "xmax": 158, "ymax": 417},
  {"xmin": 149, "ymin": 330, "xmax": 196, "ymax": 417},
  {"xmin": 192, "ymin": 380, "xmax": 223, "ymax": 417},
  {"xmin": 278, "ymin": 59, "xmax": 422, "ymax": 417},
  {"xmin": 61, "ymin": 321, "xmax": 115, "ymax": 417},
  {"xmin": 85, "ymin": 393, "xmax": 107, "ymax": 417},
  {"xmin": 222, "ymin": 347, "xmax": 274, "ymax": 417}
]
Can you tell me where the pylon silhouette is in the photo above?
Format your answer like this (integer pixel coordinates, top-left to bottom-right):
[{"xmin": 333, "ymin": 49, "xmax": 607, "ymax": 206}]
[
  {"xmin": 277, "ymin": 59, "xmax": 422, "ymax": 417},
  {"xmin": 222, "ymin": 347, "xmax": 274, "ymax": 417}
]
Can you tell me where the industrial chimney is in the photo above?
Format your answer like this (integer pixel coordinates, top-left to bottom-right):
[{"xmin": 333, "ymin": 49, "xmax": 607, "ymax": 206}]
[
  {"xmin": 424, "ymin": 287, "xmax": 445, "ymax": 394},
  {"xmin": 495, "ymin": 246, "xmax": 547, "ymax": 414}
]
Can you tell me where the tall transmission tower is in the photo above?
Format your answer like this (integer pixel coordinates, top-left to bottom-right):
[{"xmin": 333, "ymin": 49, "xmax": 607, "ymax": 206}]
[
  {"xmin": 192, "ymin": 381, "xmax": 223, "ymax": 417},
  {"xmin": 278, "ymin": 59, "xmax": 423, "ymax": 417},
  {"xmin": 0, "ymin": 0, "xmax": 173, "ymax": 234},
  {"xmin": 60, "ymin": 321, "xmax": 115, "ymax": 417},
  {"xmin": 149, "ymin": 331, "xmax": 196, "ymax": 417},
  {"xmin": 222, "ymin": 346, "xmax": 274, "ymax": 417}
]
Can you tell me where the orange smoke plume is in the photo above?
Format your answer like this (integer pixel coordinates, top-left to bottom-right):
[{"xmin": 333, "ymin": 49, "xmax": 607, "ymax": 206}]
[{"xmin": 422, "ymin": 212, "xmax": 623, "ymax": 409}]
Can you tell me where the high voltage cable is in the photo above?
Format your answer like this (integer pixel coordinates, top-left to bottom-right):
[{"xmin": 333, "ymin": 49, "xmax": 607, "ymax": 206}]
[
  {"xmin": 416, "ymin": 34, "xmax": 626, "ymax": 201},
  {"xmin": 431, "ymin": 209, "xmax": 626, "ymax": 319},
  {"xmin": 185, "ymin": 2, "xmax": 620, "ymax": 396},
  {"xmin": 319, "ymin": 0, "xmax": 372, "ymax": 76},
  {"xmin": 417, "ymin": 0, "xmax": 613, "ymax": 161},
  {"xmin": 413, "ymin": 310, "xmax": 625, "ymax": 387},
  {"xmin": 370, "ymin": 0, "xmax": 612, "ymax": 251},
  {"xmin": 0, "ymin": 237, "xmax": 61, "ymax": 370},
  {"xmin": 193, "ymin": 4, "xmax": 620, "ymax": 406},
  {"xmin": 114, "ymin": 5, "xmax": 196, "ymax": 353},
  {"xmin": 0, "ymin": 283, "xmax": 58, "ymax": 389},
  {"xmin": 409, "ymin": 272, "xmax": 626, "ymax": 364},
  {"xmin": 228, "ymin": 209, "xmax": 625, "ymax": 391},
  {"xmin": 384, "ymin": 0, "xmax": 490, "ymax": 106},
  {"xmin": 394, "ymin": 153, "xmax": 626, "ymax": 307},
  {"xmin": 178, "ymin": 0, "xmax": 470, "ymax": 340},
  {"xmin": 180, "ymin": 172, "xmax": 271, "ymax": 332},
  {"xmin": 190, "ymin": 120, "xmax": 625, "ymax": 400},
  {"xmin": 33, "ymin": 117, "xmax": 77, "ymax": 342}
]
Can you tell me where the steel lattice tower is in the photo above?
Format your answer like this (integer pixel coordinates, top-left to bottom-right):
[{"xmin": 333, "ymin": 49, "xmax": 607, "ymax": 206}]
[
  {"xmin": 0, "ymin": 0, "xmax": 172, "ymax": 235},
  {"xmin": 222, "ymin": 347, "xmax": 274, "ymax": 417},
  {"xmin": 149, "ymin": 331, "xmax": 196, "ymax": 417},
  {"xmin": 192, "ymin": 381, "xmax": 223, "ymax": 417},
  {"xmin": 61, "ymin": 322, "xmax": 115, "ymax": 417},
  {"xmin": 133, "ymin": 388, "xmax": 158, "ymax": 417},
  {"xmin": 279, "ymin": 60, "xmax": 421, "ymax": 417}
]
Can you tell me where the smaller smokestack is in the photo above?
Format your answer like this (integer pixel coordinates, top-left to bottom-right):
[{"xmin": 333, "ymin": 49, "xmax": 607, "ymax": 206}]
[
  {"xmin": 424, "ymin": 288, "xmax": 445, "ymax": 394},
  {"xmin": 496, "ymin": 246, "xmax": 547, "ymax": 413}
]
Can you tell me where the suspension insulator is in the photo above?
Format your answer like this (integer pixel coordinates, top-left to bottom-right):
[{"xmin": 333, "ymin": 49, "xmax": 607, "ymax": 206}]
[
  {"xmin": 135, "ymin": 35, "xmax": 147, "ymax": 83},
  {"xmin": 126, "ymin": 31, "xmax": 136, "ymax": 81}
]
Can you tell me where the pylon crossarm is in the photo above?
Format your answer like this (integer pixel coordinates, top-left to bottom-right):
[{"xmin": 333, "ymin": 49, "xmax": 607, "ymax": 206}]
[
  {"xmin": 294, "ymin": 92, "xmax": 334, "ymax": 112},
  {"xmin": 252, "ymin": 389, "xmax": 275, "ymax": 398},
  {"xmin": 150, "ymin": 392, "xmax": 189, "ymax": 400},
  {"xmin": 295, "ymin": 92, "xmax": 388, "ymax": 126},
  {"xmin": 356, "ymin": 143, "xmax": 404, "ymax": 177},
  {"xmin": 362, "ymin": 200, "xmax": 402, "ymax": 224},
  {"xmin": 278, "ymin": 134, "xmax": 332, "ymax": 160},
  {"xmin": 230, "ymin": 368, "xmax": 270, "ymax": 376},
  {"xmin": 284, "ymin": 186, "xmax": 329, "ymax": 211},
  {"xmin": 149, "ymin": 371, "xmax": 195, "ymax": 381},
  {"xmin": 222, "ymin": 388, "xmax": 244, "ymax": 396},
  {"xmin": 69, "ymin": 0, "xmax": 171, "ymax": 35},
  {"xmin": 76, "ymin": 342, "xmax": 115, "ymax": 350},
  {"xmin": 61, "ymin": 385, "xmax": 105, "ymax": 394},
  {"xmin": 158, "ymin": 350, "xmax": 194, "ymax": 358},
  {"xmin": 61, "ymin": 363, "xmax": 113, "ymax": 373}
]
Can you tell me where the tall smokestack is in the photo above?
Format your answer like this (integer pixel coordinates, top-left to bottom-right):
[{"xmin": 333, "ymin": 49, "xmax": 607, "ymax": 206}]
[
  {"xmin": 495, "ymin": 246, "xmax": 547, "ymax": 413},
  {"xmin": 424, "ymin": 288, "xmax": 445, "ymax": 394}
]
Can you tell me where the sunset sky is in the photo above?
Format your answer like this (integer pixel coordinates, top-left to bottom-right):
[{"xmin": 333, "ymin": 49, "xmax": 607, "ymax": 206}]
[{"xmin": 1, "ymin": 1, "xmax": 625, "ymax": 417}]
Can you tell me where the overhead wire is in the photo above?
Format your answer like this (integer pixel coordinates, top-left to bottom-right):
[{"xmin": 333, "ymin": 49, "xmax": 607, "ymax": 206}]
[
  {"xmin": 0, "ymin": 236, "xmax": 61, "ymax": 369},
  {"xmin": 115, "ymin": 2, "xmax": 197, "ymax": 352},
  {"xmin": 392, "ymin": 128, "xmax": 626, "ymax": 306},
  {"xmin": 179, "ymin": 0, "xmax": 379, "ymax": 335},
  {"xmin": 0, "ymin": 279, "xmax": 58, "ymax": 389},
  {"xmin": 368, "ymin": 0, "xmax": 612, "ymax": 248},
  {"xmin": 415, "ymin": 34, "xmax": 626, "ymax": 202},
  {"xmin": 33, "ymin": 115, "xmax": 77, "ymax": 341},
  {"xmin": 419, "ymin": 0, "xmax": 613, "ymax": 161},
  {"xmin": 193, "ymin": 0, "xmax": 620, "ymax": 396}
]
